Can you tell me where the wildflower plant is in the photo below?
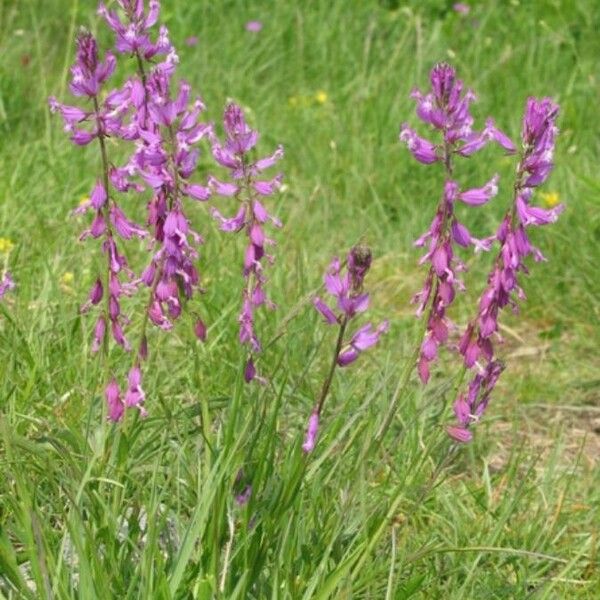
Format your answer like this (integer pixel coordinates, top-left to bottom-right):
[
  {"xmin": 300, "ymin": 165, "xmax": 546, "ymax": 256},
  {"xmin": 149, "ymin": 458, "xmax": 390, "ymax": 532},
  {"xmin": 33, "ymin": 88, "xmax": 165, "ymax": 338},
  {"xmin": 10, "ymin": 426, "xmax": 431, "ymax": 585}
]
[
  {"xmin": 304, "ymin": 245, "xmax": 388, "ymax": 452},
  {"xmin": 50, "ymin": 1, "xmax": 213, "ymax": 422},
  {"xmin": 400, "ymin": 62, "xmax": 515, "ymax": 383},
  {"xmin": 0, "ymin": 237, "xmax": 15, "ymax": 301},
  {"xmin": 208, "ymin": 103, "xmax": 284, "ymax": 383},
  {"xmin": 50, "ymin": 30, "xmax": 145, "ymax": 365},
  {"xmin": 448, "ymin": 97, "xmax": 563, "ymax": 442}
]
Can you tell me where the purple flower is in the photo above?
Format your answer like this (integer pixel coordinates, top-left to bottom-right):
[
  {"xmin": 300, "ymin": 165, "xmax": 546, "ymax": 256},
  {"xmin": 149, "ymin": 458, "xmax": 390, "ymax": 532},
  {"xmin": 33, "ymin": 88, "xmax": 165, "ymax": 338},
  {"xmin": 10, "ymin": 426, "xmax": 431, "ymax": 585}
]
[
  {"xmin": 185, "ymin": 36, "xmax": 199, "ymax": 47},
  {"xmin": 235, "ymin": 485, "xmax": 253, "ymax": 506},
  {"xmin": 194, "ymin": 318, "xmax": 207, "ymax": 341},
  {"xmin": 452, "ymin": 3, "xmax": 470, "ymax": 14},
  {"xmin": 400, "ymin": 64, "xmax": 514, "ymax": 384},
  {"xmin": 244, "ymin": 357, "xmax": 256, "ymax": 383},
  {"xmin": 81, "ymin": 278, "xmax": 103, "ymax": 313},
  {"xmin": 98, "ymin": 1, "xmax": 172, "ymax": 59},
  {"xmin": 124, "ymin": 365, "xmax": 147, "ymax": 416},
  {"xmin": 245, "ymin": 20, "xmax": 263, "ymax": 33},
  {"xmin": 447, "ymin": 361, "xmax": 504, "ymax": 443},
  {"xmin": 302, "ymin": 411, "xmax": 319, "ymax": 453},
  {"xmin": 0, "ymin": 272, "xmax": 15, "ymax": 300},
  {"xmin": 460, "ymin": 97, "xmax": 562, "ymax": 362},
  {"xmin": 209, "ymin": 103, "xmax": 283, "ymax": 382},
  {"xmin": 316, "ymin": 246, "xmax": 376, "ymax": 325},
  {"xmin": 306, "ymin": 245, "xmax": 387, "ymax": 453},
  {"xmin": 450, "ymin": 97, "xmax": 562, "ymax": 440},
  {"xmin": 411, "ymin": 177, "xmax": 496, "ymax": 383},
  {"xmin": 106, "ymin": 378, "xmax": 124, "ymax": 422},
  {"xmin": 402, "ymin": 63, "xmax": 515, "ymax": 161},
  {"xmin": 337, "ymin": 321, "xmax": 390, "ymax": 367}
]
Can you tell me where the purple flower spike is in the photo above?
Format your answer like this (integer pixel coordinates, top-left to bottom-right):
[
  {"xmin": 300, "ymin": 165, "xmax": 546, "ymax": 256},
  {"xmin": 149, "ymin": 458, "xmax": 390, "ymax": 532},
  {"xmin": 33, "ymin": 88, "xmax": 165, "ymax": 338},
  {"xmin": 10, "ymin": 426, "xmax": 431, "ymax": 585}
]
[
  {"xmin": 302, "ymin": 411, "xmax": 319, "ymax": 453},
  {"xmin": 106, "ymin": 379, "xmax": 124, "ymax": 423},
  {"xmin": 209, "ymin": 103, "xmax": 283, "ymax": 383},
  {"xmin": 235, "ymin": 485, "xmax": 253, "ymax": 506},
  {"xmin": 0, "ymin": 272, "xmax": 15, "ymax": 300},
  {"xmin": 306, "ymin": 245, "xmax": 387, "ymax": 452},
  {"xmin": 450, "ymin": 97, "xmax": 562, "ymax": 440},
  {"xmin": 400, "ymin": 63, "xmax": 514, "ymax": 383},
  {"xmin": 245, "ymin": 20, "xmax": 263, "ymax": 33},
  {"xmin": 98, "ymin": 1, "xmax": 173, "ymax": 59}
]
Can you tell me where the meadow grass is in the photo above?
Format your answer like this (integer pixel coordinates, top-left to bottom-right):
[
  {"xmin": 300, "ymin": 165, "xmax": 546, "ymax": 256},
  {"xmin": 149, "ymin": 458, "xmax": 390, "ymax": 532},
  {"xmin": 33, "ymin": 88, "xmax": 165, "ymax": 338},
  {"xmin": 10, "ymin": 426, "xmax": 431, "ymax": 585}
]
[{"xmin": 1, "ymin": 0, "xmax": 599, "ymax": 597}]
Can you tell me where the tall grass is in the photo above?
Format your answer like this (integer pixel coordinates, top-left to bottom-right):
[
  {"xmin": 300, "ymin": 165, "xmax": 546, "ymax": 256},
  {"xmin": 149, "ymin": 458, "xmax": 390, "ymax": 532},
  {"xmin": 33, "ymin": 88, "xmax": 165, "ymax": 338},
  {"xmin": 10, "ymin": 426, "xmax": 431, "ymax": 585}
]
[{"xmin": 1, "ymin": 0, "xmax": 599, "ymax": 597}]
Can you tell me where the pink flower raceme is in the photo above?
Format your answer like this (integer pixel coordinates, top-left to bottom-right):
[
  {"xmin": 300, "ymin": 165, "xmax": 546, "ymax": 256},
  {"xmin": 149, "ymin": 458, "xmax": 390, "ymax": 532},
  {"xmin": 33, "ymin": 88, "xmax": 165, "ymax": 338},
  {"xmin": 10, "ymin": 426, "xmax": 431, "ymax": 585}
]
[
  {"xmin": 449, "ymin": 97, "xmax": 563, "ymax": 441},
  {"xmin": 314, "ymin": 248, "xmax": 388, "ymax": 368},
  {"xmin": 399, "ymin": 63, "xmax": 514, "ymax": 383},
  {"xmin": 400, "ymin": 62, "xmax": 515, "ymax": 163},
  {"xmin": 103, "ymin": 1, "xmax": 211, "ymax": 341},
  {"xmin": 446, "ymin": 360, "xmax": 504, "ymax": 443},
  {"xmin": 0, "ymin": 272, "xmax": 15, "ymax": 300},
  {"xmin": 412, "ymin": 177, "xmax": 499, "ymax": 383},
  {"xmin": 304, "ymin": 245, "xmax": 388, "ymax": 453},
  {"xmin": 51, "ymin": 31, "xmax": 146, "ymax": 360},
  {"xmin": 98, "ymin": 0, "xmax": 173, "ymax": 60},
  {"xmin": 209, "ymin": 103, "xmax": 283, "ymax": 382},
  {"xmin": 133, "ymin": 69, "xmax": 212, "ymax": 335}
]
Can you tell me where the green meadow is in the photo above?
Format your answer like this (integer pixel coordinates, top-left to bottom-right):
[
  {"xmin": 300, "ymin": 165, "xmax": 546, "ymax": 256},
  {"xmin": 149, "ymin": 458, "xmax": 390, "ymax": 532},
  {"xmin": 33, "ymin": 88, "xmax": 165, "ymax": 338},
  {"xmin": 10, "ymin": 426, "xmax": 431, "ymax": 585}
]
[{"xmin": 1, "ymin": 0, "xmax": 599, "ymax": 597}]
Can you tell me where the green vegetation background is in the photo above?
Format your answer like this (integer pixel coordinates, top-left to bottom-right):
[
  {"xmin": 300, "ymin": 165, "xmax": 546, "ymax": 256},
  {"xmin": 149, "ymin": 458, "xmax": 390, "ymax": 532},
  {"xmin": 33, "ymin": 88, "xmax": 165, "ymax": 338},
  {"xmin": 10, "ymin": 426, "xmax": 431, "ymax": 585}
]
[{"xmin": 0, "ymin": 0, "xmax": 598, "ymax": 598}]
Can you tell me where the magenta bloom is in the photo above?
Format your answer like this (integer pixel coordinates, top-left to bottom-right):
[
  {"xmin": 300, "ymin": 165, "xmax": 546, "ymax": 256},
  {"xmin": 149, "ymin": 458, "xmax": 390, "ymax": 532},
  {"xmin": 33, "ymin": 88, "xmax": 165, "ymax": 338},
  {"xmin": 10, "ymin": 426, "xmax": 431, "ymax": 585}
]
[
  {"xmin": 450, "ymin": 97, "xmax": 562, "ymax": 442},
  {"xmin": 447, "ymin": 361, "xmax": 504, "ymax": 443},
  {"xmin": 245, "ymin": 20, "xmax": 263, "ymax": 32},
  {"xmin": 98, "ymin": 0, "xmax": 172, "ymax": 59},
  {"xmin": 305, "ymin": 246, "xmax": 388, "ymax": 454},
  {"xmin": 0, "ymin": 272, "xmax": 15, "ymax": 300},
  {"xmin": 314, "ymin": 246, "xmax": 388, "ymax": 365},
  {"xmin": 185, "ymin": 36, "xmax": 199, "ymax": 47},
  {"xmin": 302, "ymin": 411, "xmax": 319, "ymax": 453},
  {"xmin": 337, "ymin": 321, "xmax": 390, "ymax": 367},
  {"xmin": 400, "ymin": 63, "xmax": 515, "ymax": 163},
  {"xmin": 106, "ymin": 379, "xmax": 124, "ymax": 423},
  {"xmin": 399, "ymin": 63, "xmax": 514, "ymax": 383},
  {"xmin": 209, "ymin": 103, "xmax": 283, "ymax": 382},
  {"xmin": 452, "ymin": 3, "xmax": 470, "ymax": 14},
  {"xmin": 459, "ymin": 97, "xmax": 562, "ymax": 367}
]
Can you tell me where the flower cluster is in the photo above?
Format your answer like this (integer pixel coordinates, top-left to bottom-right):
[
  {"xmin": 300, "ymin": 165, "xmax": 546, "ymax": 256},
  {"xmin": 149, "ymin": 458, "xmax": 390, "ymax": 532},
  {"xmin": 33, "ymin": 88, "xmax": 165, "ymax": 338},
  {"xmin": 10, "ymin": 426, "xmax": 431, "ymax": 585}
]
[
  {"xmin": 400, "ymin": 62, "xmax": 515, "ymax": 383},
  {"xmin": 314, "ymin": 246, "xmax": 388, "ymax": 367},
  {"xmin": 448, "ymin": 97, "xmax": 563, "ymax": 441},
  {"xmin": 304, "ymin": 245, "xmax": 388, "ymax": 453},
  {"xmin": 51, "ymin": 31, "xmax": 146, "ymax": 366},
  {"xmin": 400, "ymin": 62, "xmax": 514, "ymax": 166},
  {"xmin": 209, "ymin": 103, "xmax": 283, "ymax": 382},
  {"xmin": 98, "ymin": 0, "xmax": 173, "ymax": 60},
  {"xmin": 0, "ymin": 272, "xmax": 15, "ymax": 300},
  {"xmin": 446, "ymin": 360, "xmax": 504, "ymax": 443},
  {"xmin": 134, "ymin": 75, "xmax": 211, "ymax": 334},
  {"xmin": 50, "ymin": 1, "xmax": 215, "ymax": 422},
  {"xmin": 0, "ymin": 237, "xmax": 15, "ymax": 301}
]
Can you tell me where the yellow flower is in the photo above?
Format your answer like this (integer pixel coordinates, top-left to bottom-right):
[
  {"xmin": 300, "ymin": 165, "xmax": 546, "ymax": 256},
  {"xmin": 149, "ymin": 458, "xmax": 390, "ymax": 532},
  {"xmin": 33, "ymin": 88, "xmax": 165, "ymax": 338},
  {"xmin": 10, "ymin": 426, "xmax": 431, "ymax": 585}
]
[
  {"xmin": 314, "ymin": 90, "xmax": 328, "ymax": 104},
  {"xmin": 0, "ymin": 238, "xmax": 15, "ymax": 254},
  {"xmin": 60, "ymin": 272, "xmax": 74, "ymax": 285},
  {"xmin": 540, "ymin": 191, "xmax": 560, "ymax": 208},
  {"xmin": 79, "ymin": 195, "xmax": 89, "ymax": 206}
]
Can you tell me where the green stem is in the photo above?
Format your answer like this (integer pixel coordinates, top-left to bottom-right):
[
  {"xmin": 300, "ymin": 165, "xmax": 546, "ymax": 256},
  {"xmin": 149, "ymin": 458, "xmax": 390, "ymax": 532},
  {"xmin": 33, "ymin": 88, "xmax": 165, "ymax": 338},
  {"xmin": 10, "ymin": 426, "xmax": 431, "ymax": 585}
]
[
  {"xmin": 316, "ymin": 316, "xmax": 348, "ymax": 416},
  {"xmin": 92, "ymin": 95, "xmax": 115, "ymax": 426}
]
